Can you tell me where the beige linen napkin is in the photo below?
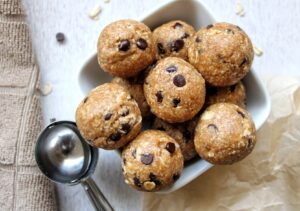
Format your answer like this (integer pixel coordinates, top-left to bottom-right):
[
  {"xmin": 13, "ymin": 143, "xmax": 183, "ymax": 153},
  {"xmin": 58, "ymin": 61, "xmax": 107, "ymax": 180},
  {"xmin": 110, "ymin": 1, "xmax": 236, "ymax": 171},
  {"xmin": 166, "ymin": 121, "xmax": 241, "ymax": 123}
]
[
  {"xmin": 0, "ymin": 0, "xmax": 56, "ymax": 210},
  {"xmin": 143, "ymin": 76, "xmax": 300, "ymax": 211}
]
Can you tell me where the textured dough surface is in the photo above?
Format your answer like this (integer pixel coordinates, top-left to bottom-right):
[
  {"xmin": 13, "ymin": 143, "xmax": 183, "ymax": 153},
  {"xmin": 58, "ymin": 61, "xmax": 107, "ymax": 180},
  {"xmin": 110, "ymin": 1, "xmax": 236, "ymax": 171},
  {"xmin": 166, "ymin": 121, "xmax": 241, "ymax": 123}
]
[
  {"xmin": 152, "ymin": 117, "xmax": 198, "ymax": 161},
  {"xmin": 206, "ymin": 81, "xmax": 246, "ymax": 108},
  {"xmin": 153, "ymin": 20, "xmax": 196, "ymax": 60},
  {"xmin": 97, "ymin": 19, "xmax": 156, "ymax": 77},
  {"xmin": 76, "ymin": 83, "xmax": 142, "ymax": 149},
  {"xmin": 188, "ymin": 22, "xmax": 254, "ymax": 86},
  {"xmin": 122, "ymin": 130, "xmax": 184, "ymax": 191},
  {"xmin": 144, "ymin": 57, "xmax": 206, "ymax": 123},
  {"xmin": 111, "ymin": 62, "xmax": 156, "ymax": 118},
  {"xmin": 194, "ymin": 103, "xmax": 256, "ymax": 165}
]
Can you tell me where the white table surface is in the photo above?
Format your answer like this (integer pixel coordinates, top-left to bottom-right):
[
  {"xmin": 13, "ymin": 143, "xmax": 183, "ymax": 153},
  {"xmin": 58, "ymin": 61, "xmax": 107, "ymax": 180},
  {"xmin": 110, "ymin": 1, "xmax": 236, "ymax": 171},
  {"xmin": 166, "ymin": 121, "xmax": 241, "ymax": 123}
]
[{"xmin": 22, "ymin": 0, "xmax": 300, "ymax": 210}]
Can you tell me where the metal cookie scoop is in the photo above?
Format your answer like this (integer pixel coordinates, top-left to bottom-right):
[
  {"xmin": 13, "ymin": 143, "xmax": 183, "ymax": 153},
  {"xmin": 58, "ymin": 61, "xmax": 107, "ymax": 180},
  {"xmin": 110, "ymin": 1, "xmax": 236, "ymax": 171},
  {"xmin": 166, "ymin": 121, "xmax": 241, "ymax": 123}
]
[{"xmin": 35, "ymin": 121, "xmax": 114, "ymax": 211}]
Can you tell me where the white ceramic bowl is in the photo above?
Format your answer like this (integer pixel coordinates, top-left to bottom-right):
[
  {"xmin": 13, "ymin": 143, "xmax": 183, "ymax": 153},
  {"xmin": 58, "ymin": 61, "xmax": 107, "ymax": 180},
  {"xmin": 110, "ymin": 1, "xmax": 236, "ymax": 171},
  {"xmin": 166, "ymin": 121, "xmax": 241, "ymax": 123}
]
[{"xmin": 78, "ymin": 0, "xmax": 271, "ymax": 194}]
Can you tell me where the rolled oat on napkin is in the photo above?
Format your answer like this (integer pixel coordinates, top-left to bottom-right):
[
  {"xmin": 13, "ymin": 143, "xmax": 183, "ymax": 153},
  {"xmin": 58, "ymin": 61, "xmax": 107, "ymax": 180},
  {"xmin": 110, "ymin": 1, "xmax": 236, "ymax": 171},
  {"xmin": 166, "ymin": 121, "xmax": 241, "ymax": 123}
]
[
  {"xmin": 0, "ymin": 0, "xmax": 56, "ymax": 210},
  {"xmin": 143, "ymin": 76, "xmax": 300, "ymax": 211}
]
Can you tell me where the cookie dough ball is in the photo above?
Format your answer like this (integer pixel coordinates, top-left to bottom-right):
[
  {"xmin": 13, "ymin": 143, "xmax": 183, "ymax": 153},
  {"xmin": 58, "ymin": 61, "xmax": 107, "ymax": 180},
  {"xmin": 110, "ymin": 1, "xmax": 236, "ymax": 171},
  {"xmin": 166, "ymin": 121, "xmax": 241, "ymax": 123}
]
[
  {"xmin": 188, "ymin": 22, "xmax": 254, "ymax": 86},
  {"xmin": 206, "ymin": 81, "xmax": 246, "ymax": 108},
  {"xmin": 153, "ymin": 20, "xmax": 196, "ymax": 60},
  {"xmin": 97, "ymin": 19, "xmax": 156, "ymax": 78},
  {"xmin": 144, "ymin": 57, "xmax": 206, "ymax": 123},
  {"xmin": 152, "ymin": 117, "xmax": 198, "ymax": 161},
  {"xmin": 76, "ymin": 83, "xmax": 142, "ymax": 149},
  {"xmin": 112, "ymin": 76, "xmax": 151, "ymax": 118},
  {"xmin": 194, "ymin": 103, "xmax": 256, "ymax": 165},
  {"xmin": 122, "ymin": 130, "xmax": 184, "ymax": 191}
]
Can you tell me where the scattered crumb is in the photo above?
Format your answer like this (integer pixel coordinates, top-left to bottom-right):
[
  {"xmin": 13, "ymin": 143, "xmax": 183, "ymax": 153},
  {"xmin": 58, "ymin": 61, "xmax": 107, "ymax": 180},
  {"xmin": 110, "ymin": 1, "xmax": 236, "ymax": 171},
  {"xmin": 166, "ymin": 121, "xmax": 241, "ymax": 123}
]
[
  {"xmin": 88, "ymin": 5, "xmax": 102, "ymax": 20},
  {"xmin": 253, "ymin": 45, "xmax": 263, "ymax": 56},
  {"xmin": 235, "ymin": 1, "xmax": 245, "ymax": 17},
  {"xmin": 103, "ymin": 0, "xmax": 110, "ymax": 3},
  {"xmin": 273, "ymin": 164, "xmax": 281, "ymax": 171},
  {"xmin": 56, "ymin": 32, "xmax": 65, "ymax": 43},
  {"xmin": 39, "ymin": 84, "xmax": 53, "ymax": 96},
  {"xmin": 50, "ymin": 118, "xmax": 56, "ymax": 123}
]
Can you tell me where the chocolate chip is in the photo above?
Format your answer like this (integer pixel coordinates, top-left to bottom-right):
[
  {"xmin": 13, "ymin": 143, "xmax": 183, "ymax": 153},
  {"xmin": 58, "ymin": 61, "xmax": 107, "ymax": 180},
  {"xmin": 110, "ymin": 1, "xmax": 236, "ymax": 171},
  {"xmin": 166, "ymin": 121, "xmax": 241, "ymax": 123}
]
[
  {"xmin": 170, "ymin": 39, "xmax": 184, "ymax": 52},
  {"xmin": 141, "ymin": 153, "xmax": 154, "ymax": 165},
  {"xmin": 229, "ymin": 84, "xmax": 236, "ymax": 92},
  {"xmin": 195, "ymin": 37, "xmax": 202, "ymax": 42},
  {"xmin": 166, "ymin": 65, "xmax": 177, "ymax": 73},
  {"xmin": 104, "ymin": 113, "xmax": 112, "ymax": 120},
  {"xmin": 173, "ymin": 174, "xmax": 180, "ymax": 181},
  {"xmin": 247, "ymin": 138, "xmax": 252, "ymax": 148},
  {"xmin": 118, "ymin": 39, "xmax": 130, "ymax": 51},
  {"xmin": 136, "ymin": 38, "xmax": 148, "ymax": 50},
  {"xmin": 165, "ymin": 142, "xmax": 176, "ymax": 153},
  {"xmin": 123, "ymin": 158, "xmax": 126, "ymax": 165},
  {"xmin": 121, "ymin": 109, "xmax": 129, "ymax": 117},
  {"xmin": 207, "ymin": 87, "xmax": 218, "ymax": 95},
  {"xmin": 133, "ymin": 177, "xmax": 142, "ymax": 187},
  {"xmin": 121, "ymin": 123, "xmax": 131, "ymax": 134},
  {"xmin": 182, "ymin": 130, "xmax": 192, "ymax": 142},
  {"xmin": 181, "ymin": 32, "xmax": 190, "ymax": 39},
  {"xmin": 152, "ymin": 179, "xmax": 161, "ymax": 185},
  {"xmin": 237, "ymin": 110, "xmax": 245, "ymax": 118},
  {"xmin": 173, "ymin": 22, "xmax": 183, "ymax": 29},
  {"xmin": 83, "ymin": 97, "xmax": 88, "ymax": 103},
  {"xmin": 109, "ymin": 132, "xmax": 121, "ymax": 141},
  {"xmin": 207, "ymin": 124, "xmax": 218, "ymax": 132},
  {"xmin": 56, "ymin": 32, "xmax": 65, "ymax": 43},
  {"xmin": 157, "ymin": 126, "xmax": 166, "ymax": 131},
  {"xmin": 132, "ymin": 149, "xmax": 136, "ymax": 158},
  {"xmin": 149, "ymin": 172, "xmax": 157, "ymax": 180},
  {"xmin": 206, "ymin": 24, "xmax": 213, "ymax": 29},
  {"xmin": 156, "ymin": 91, "xmax": 163, "ymax": 103},
  {"xmin": 149, "ymin": 173, "xmax": 161, "ymax": 186},
  {"xmin": 226, "ymin": 28, "xmax": 235, "ymax": 34},
  {"xmin": 173, "ymin": 74, "xmax": 186, "ymax": 87},
  {"xmin": 157, "ymin": 43, "xmax": 166, "ymax": 54},
  {"xmin": 239, "ymin": 57, "xmax": 248, "ymax": 67},
  {"xmin": 172, "ymin": 98, "xmax": 181, "ymax": 107}
]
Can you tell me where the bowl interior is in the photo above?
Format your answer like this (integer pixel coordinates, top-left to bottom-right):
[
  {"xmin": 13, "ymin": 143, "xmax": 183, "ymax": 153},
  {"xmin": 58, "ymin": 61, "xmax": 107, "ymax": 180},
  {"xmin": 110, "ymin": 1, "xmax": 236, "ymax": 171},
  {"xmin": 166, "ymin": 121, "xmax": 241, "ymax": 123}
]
[{"xmin": 78, "ymin": 0, "xmax": 271, "ymax": 193}]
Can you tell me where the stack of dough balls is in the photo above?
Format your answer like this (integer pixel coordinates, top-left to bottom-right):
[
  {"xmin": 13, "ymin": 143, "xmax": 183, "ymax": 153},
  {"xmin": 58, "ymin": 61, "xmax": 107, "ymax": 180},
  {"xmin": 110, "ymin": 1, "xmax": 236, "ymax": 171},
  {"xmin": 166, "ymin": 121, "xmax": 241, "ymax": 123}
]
[{"xmin": 76, "ymin": 19, "xmax": 257, "ymax": 192}]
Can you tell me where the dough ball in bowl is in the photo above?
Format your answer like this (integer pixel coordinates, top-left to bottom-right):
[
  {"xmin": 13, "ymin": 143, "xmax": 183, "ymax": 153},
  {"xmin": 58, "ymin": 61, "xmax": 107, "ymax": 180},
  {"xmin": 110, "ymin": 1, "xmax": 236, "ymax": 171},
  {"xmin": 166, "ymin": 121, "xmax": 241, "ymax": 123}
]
[
  {"xmin": 152, "ymin": 117, "xmax": 198, "ymax": 161},
  {"xmin": 205, "ymin": 81, "xmax": 246, "ymax": 108},
  {"xmin": 194, "ymin": 103, "xmax": 256, "ymax": 165},
  {"xmin": 97, "ymin": 19, "xmax": 156, "ymax": 78},
  {"xmin": 122, "ymin": 130, "xmax": 184, "ymax": 192},
  {"xmin": 153, "ymin": 20, "xmax": 196, "ymax": 60},
  {"xmin": 144, "ymin": 57, "xmax": 206, "ymax": 123},
  {"xmin": 76, "ymin": 83, "xmax": 142, "ymax": 149},
  {"xmin": 188, "ymin": 22, "xmax": 254, "ymax": 86}
]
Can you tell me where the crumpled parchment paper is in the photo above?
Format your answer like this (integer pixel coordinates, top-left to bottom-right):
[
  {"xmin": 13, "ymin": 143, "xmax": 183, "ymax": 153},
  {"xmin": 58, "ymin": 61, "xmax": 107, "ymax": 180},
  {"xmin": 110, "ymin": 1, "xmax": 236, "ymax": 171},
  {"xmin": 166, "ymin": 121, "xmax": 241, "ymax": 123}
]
[{"xmin": 143, "ymin": 76, "xmax": 300, "ymax": 211}]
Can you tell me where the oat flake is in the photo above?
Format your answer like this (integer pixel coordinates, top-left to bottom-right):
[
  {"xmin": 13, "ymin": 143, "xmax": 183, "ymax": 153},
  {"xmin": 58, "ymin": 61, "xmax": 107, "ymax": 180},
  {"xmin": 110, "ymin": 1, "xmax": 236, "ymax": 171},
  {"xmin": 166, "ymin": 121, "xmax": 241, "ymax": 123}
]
[
  {"xmin": 235, "ymin": 1, "xmax": 245, "ymax": 17},
  {"xmin": 39, "ymin": 84, "xmax": 53, "ymax": 96},
  {"xmin": 253, "ymin": 46, "xmax": 263, "ymax": 56},
  {"xmin": 88, "ymin": 5, "xmax": 102, "ymax": 20}
]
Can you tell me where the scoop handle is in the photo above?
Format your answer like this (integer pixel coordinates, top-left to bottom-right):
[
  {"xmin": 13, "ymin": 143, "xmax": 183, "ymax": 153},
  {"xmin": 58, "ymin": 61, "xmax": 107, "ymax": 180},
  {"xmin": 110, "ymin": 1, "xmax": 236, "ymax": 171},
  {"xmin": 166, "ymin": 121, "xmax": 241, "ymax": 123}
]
[{"xmin": 81, "ymin": 177, "xmax": 114, "ymax": 211}]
